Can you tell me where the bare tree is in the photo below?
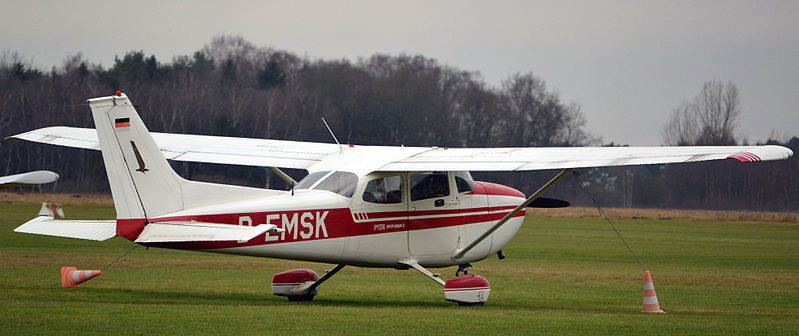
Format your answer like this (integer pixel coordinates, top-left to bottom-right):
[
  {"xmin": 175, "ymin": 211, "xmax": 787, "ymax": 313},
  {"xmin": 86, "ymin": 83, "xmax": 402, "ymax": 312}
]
[
  {"xmin": 561, "ymin": 102, "xmax": 594, "ymax": 146},
  {"xmin": 662, "ymin": 101, "xmax": 699, "ymax": 145},
  {"xmin": 695, "ymin": 81, "xmax": 740, "ymax": 145},
  {"xmin": 662, "ymin": 81, "xmax": 740, "ymax": 146}
]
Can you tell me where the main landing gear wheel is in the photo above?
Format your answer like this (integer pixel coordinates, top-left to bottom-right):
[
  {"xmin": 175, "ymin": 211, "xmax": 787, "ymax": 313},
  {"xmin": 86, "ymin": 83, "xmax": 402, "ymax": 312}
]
[
  {"xmin": 271, "ymin": 269, "xmax": 319, "ymax": 301},
  {"xmin": 402, "ymin": 260, "xmax": 491, "ymax": 306},
  {"xmin": 271, "ymin": 265, "xmax": 346, "ymax": 301},
  {"xmin": 444, "ymin": 274, "xmax": 491, "ymax": 306}
]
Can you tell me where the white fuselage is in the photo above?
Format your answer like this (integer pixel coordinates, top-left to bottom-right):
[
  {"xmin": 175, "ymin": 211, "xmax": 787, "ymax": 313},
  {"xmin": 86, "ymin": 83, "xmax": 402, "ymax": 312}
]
[{"xmin": 140, "ymin": 172, "xmax": 527, "ymax": 268}]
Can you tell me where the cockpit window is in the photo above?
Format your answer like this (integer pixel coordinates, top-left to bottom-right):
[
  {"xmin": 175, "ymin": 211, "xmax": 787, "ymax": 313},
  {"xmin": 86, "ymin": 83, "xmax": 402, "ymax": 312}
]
[
  {"xmin": 454, "ymin": 171, "xmax": 475, "ymax": 193},
  {"xmin": 296, "ymin": 171, "xmax": 358, "ymax": 198},
  {"xmin": 363, "ymin": 175, "xmax": 403, "ymax": 204},
  {"xmin": 410, "ymin": 172, "xmax": 450, "ymax": 201}
]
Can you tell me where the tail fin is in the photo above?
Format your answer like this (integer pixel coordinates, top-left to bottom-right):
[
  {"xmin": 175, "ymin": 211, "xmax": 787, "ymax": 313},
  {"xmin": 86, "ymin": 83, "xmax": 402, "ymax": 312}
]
[{"xmin": 88, "ymin": 93, "xmax": 185, "ymax": 222}]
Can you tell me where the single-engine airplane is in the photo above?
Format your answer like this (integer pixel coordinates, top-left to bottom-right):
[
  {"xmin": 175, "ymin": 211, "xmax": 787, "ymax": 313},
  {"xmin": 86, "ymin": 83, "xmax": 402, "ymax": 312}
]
[{"xmin": 7, "ymin": 92, "xmax": 793, "ymax": 305}]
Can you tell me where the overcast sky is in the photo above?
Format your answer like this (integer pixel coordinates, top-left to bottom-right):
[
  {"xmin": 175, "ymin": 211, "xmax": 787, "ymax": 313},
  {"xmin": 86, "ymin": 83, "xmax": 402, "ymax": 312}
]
[{"xmin": 2, "ymin": 0, "xmax": 797, "ymax": 145}]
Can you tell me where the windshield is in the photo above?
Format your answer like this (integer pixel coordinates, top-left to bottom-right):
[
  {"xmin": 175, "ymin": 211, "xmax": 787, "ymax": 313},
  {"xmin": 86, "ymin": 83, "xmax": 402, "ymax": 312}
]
[
  {"xmin": 295, "ymin": 171, "xmax": 358, "ymax": 198},
  {"xmin": 296, "ymin": 171, "xmax": 329, "ymax": 189}
]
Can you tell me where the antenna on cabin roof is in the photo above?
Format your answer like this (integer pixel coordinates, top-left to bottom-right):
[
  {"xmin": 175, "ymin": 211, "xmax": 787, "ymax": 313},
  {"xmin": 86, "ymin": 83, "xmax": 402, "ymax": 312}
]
[{"xmin": 321, "ymin": 117, "xmax": 342, "ymax": 151}]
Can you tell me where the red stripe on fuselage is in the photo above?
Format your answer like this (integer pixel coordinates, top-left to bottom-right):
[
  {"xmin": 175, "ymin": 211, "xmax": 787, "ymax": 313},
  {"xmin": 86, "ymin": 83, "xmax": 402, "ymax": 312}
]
[
  {"xmin": 137, "ymin": 206, "xmax": 525, "ymax": 250},
  {"xmin": 363, "ymin": 205, "xmax": 518, "ymax": 220},
  {"xmin": 408, "ymin": 210, "xmax": 521, "ymax": 230}
]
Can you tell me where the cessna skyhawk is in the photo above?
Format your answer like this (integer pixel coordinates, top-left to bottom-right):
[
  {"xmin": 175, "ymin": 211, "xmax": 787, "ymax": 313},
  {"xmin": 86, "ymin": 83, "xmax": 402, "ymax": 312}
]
[{"xmin": 8, "ymin": 92, "xmax": 792, "ymax": 305}]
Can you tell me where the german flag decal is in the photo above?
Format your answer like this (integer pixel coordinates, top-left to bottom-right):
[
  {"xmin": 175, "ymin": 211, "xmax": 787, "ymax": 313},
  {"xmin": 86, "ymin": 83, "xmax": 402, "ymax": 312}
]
[{"xmin": 115, "ymin": 118, "xmax": 130, "ymax": 128}]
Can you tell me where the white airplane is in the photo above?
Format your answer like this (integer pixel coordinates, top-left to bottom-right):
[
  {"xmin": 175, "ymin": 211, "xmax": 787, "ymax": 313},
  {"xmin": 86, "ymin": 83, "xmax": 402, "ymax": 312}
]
[
  {"xmin": 0, "ymin": 170, "xmax": 59, "ymax": 190},
  {"xmin": 7, "ymin": 92, "xmax": 793, "ymax": 305}
]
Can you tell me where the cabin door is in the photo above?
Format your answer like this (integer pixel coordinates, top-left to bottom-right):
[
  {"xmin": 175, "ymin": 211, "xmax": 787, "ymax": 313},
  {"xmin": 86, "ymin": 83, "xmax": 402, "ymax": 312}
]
[{"xmin": 407, "ymin": 171, "xmax": 460, "ymax": 256}]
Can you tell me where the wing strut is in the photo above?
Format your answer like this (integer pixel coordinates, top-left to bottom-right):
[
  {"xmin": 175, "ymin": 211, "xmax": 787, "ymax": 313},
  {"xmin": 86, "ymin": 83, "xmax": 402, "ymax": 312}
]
[
  {"xmin": 451, "ymin": 168, "xmax": 573, "ymax": 261},
  {"xmin": 400, "ymin": 259, "xmax": 446, "ymax": 286},
  {"xmin": 267, "ymin": 167, "xmax": 298, "ymax": 186}
]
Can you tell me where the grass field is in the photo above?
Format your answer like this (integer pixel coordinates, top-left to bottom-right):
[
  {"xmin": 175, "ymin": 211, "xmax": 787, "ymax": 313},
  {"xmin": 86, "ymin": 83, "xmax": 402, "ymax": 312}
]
[{"xmin": 1, "ymin": 201, "xmax": 797, "ymax": 335}]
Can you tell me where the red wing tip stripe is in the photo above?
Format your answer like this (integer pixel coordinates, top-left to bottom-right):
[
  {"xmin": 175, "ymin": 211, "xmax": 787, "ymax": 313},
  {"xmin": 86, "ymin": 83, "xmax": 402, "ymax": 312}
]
[
  {"xmin": 728, "ymin": 152, "xmax": 761, "ymax": 162},
  {"xmin": 727, "ymin": 153, "xmax": 748, "ymax": 162},
  {"xmin": 743, "ymin": 152, "xmax": 762, "ymax": 161}
]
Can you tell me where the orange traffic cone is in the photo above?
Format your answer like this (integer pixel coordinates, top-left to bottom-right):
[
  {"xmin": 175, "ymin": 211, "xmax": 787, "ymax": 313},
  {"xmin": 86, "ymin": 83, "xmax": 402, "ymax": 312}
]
[
  {"xmin": 61, "ymin": 266, "xmax": 102, "ymax": 288},
  {"xmin": 642, "ymin": 270, "xmax": 665, "ymax": 313}
]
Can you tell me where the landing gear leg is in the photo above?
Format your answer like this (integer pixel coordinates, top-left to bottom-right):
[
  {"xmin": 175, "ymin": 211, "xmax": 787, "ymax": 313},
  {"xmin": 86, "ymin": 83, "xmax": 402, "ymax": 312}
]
[
  {"xmin": 299, "ymin": 264, "xmax": 346, "ymax": 295},
  {"xmin": 400, "ymin": 259, "xmax": 446, "ymax": 286},
  {"xmin": 456, "ymin": 263, "xmax": 472, "ymax": 276}
]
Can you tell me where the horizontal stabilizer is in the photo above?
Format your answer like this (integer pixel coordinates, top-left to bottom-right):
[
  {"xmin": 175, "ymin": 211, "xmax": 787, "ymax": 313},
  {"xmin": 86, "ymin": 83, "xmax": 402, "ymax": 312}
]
[
  {"xmin": 14, "ymin": 216, "xmax": 116, "ymax": 241},
  {"xmin": 0, "ymin": 170, "xmax": 59, "ymax": 190},
  {"xmin": 134, "ymin": 221, "xmax": 283, "ymax": 243}
]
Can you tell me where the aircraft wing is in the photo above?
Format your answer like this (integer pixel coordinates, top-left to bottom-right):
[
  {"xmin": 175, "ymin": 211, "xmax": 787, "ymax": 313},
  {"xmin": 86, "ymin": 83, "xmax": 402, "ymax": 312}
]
[
  {"xmin": 0, "ymin": 170, "xmax": 59, "ymax": 190},
  {"xmin": 7, "ymin": 126, "xmax": 340, "ymax": 170},
  {"xmin": 134, "ymin": 221, "xmax": 281, "ymax": 243},
  {"xmin": 373, "ymin": 145, "xmax": 794, "ymax": 171},
  {"xmin": 14, "ymin": 216, "xmax": 116, "ymax": 241},
  {"xmin": 7, "ymin": 126, "xmax": 793, "ymax": 174}
]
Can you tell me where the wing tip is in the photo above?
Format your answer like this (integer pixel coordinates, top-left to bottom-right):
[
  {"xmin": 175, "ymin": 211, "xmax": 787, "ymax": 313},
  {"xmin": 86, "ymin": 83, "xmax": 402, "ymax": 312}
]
[{"xmin": 728, "ymin": 145, "xmax": 793, "ymax": 163}]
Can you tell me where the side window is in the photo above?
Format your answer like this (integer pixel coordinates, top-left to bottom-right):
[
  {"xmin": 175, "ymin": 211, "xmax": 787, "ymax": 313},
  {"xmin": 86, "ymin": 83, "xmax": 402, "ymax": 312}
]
[
  {"xmin": 363, "ymin": 175, "xmax": 403, "ymax": 204},
  {"xmin": 410, "ymin": 172, "xmax": 450, "ymax": 201},
  {"xmin": 454, "ymin": 171, "xmax": 475, "ymax": 193}
]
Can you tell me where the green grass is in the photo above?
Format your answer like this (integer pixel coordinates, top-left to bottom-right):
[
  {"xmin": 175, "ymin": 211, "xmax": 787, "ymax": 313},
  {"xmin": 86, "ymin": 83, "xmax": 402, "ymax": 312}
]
[{"xmin": 1, "ymin": 202, "xmax": 797, "ymax": 335}]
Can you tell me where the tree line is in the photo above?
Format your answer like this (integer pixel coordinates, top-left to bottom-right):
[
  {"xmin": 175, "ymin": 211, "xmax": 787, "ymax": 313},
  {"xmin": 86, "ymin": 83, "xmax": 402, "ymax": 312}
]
[{"xmin": 0, "ymin": 36, "xmax": 795, "ymax": 211}]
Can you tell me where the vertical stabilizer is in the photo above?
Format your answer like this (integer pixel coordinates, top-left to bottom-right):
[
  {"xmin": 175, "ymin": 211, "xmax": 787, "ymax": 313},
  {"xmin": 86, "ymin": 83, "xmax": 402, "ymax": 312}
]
[{"xmin": 88, "ymin": 93, "xmax": 184, "ymax": 222}]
